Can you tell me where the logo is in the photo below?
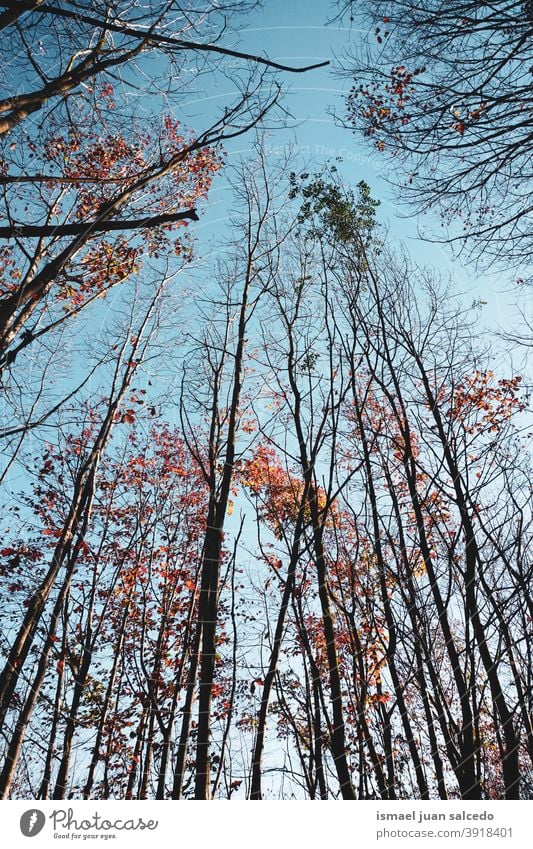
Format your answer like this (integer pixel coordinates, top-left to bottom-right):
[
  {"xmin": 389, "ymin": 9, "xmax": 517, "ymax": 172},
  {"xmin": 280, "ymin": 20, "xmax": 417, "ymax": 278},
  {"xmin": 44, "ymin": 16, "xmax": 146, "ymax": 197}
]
[{"xmin": 20, "ymin": 809, "xmax": 46, "ymax": 838}]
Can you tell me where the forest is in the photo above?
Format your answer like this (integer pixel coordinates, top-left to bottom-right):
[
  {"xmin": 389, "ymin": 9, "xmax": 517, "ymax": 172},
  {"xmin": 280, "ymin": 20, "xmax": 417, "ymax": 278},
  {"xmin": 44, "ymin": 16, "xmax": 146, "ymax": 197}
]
[{"xmin": 0, "ymin": 0, "xmax": 531, "ymax": 801}]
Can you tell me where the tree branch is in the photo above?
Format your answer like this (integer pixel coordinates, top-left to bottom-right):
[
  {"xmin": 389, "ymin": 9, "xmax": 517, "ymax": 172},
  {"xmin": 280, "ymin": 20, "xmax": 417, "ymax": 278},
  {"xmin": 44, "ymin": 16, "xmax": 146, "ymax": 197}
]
[
  {"xmin": 0, "ymin": 2, "xmax": 329, "ymax": 73},
  {"xmin": 0, "ymin": 209, "xmax": 199, "ymax": 239}
]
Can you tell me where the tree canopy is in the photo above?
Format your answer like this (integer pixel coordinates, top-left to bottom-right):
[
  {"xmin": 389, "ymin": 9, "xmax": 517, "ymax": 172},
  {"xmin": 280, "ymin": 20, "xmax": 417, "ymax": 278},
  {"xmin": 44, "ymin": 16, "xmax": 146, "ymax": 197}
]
[
  {"xmin": 339, "ymin": 0, "xmax": 533, "ymax": 274},
  {"xmin": 0, "ymin": 0, "xmax": 530, "ymax": 804}
]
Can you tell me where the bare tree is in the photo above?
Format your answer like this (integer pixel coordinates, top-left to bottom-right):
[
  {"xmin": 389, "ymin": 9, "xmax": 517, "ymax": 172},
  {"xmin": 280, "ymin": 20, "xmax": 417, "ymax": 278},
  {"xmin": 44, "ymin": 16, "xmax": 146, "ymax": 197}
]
[{"xmin": 338, "ymin": 0, "xmax": 533, "ymax": 273}]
